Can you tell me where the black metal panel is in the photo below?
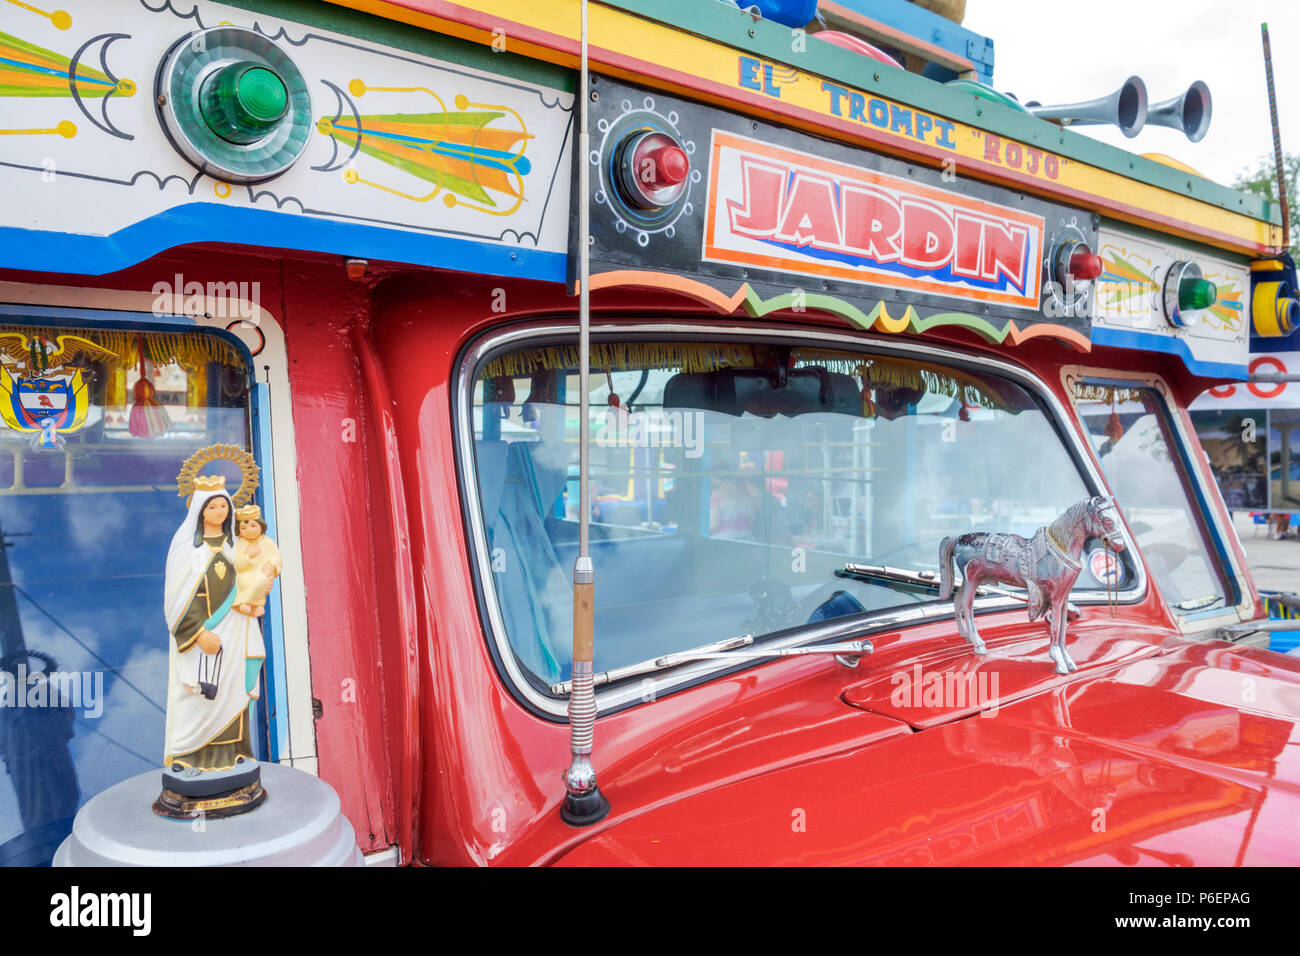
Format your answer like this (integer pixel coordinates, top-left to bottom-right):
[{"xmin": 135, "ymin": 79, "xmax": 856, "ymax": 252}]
[{"xmin": 578, "ymin": 75, "xmax": 1098, "ymax": 339}]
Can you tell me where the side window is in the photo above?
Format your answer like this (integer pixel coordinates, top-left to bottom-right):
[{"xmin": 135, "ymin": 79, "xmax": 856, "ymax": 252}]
[
  {"xmin": 1073, "ymin": 382, "xmax": 1235, "ymax": 615},
  {"xmin": 0, "ymin": 324, "xmax": 254, "ymax": 865},
  {"xmin": 1188, "ymin": 409, "xmax": 1269, "ymax": 510}
]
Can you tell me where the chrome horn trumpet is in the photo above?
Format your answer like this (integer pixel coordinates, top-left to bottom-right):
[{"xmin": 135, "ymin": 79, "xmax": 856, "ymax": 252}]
[
  {"xmin": 1146, "ymin": 80, "xmax": 1212, "ymax": 142},
  {"xmin": 1028, "ymin": 75, "xmax": 1149, "ymax": 138}
]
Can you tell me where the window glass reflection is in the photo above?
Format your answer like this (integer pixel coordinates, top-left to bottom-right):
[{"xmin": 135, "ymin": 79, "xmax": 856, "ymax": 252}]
[
  {"xmin": 1075, "ymin": 384, "xmax": 1230, "ymax": 613},
  {"xmin": 470, "ymin": 341, "xmax": 1106, "ymax": 689},
  {"xmin": 0, "ymin": 326, "xmax": 253, "ymax": 865}
]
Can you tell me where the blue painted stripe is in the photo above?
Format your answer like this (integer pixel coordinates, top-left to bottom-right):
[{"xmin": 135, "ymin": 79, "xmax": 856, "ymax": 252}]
[
  {"xmin": 0, "ymin": 55, "xmax": 114, "ymax": 86},
  {"xmin": 0, "ymin": 202, "xmax": 567, "ymax": 280},
  {"xmin": 0, "ymin": 303, "xmax": 203, "ymax": 328},
  {"xmin": 334, "ymin": 124, "xmax": 532, "ymax": 175},
  {"xmin": 1090, "ymin": 326, "xmax": 1248, "ymax": 380},
  {"xmin": 253, "ymin": 381, "xmax": 290, "ymax": 764}
]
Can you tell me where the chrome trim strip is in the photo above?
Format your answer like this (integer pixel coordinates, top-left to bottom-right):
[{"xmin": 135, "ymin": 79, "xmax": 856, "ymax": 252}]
[{"xmin": 455, "ymin": 322, "xmax": 1150, "ymax": 719}]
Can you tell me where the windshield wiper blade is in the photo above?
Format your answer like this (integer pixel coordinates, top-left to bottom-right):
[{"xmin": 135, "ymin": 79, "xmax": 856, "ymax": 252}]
[
  {"xmin": 839, "ymin": 562, "xmax": 1081, "ymax": 619},
  {"xmin": 550, "ymin": 633, "xmax": 873, "ymax": 696}
]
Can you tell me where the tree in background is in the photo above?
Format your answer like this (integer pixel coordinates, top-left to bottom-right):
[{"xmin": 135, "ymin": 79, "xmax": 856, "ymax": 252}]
[{"xmin": 1234, "ymin": 151, "xmax": 1300, "ymax": 257}]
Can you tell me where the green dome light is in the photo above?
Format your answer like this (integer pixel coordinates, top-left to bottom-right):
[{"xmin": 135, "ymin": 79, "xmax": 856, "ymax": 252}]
[
  {"xmin": 200, "ymin": 62, "xmax": 288, "ymax": 144},
  {"xmin": 237, "ymin": 67, "xmax": 288, "ymax": 122},
  {"xmin": 1179, "ymin": 276, "xmax": 1217, "ymax": 311},
  {"xmin": 158, "ymin": 26, "xmax": 311, "ymax": 183}
]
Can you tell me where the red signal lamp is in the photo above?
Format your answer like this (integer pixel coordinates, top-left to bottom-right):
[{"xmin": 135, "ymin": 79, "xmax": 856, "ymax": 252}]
[
  {"xmin": 616, "ymin": 130, "xmax": 691, "ymax": 210},
  {"xmin": 636, "ymin": 142, "xmax": 688, "ymax": 188},
  {"xmin": 1068, "ymin": 248, "xmax": 1103, "ymax": 281},
  {"xmin": 1051, "ymin": 238, "xmax": 1103, "ymax": 291}
]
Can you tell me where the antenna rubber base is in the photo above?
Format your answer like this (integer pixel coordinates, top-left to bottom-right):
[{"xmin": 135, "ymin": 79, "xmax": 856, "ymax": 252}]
[{"xmin": 561, "ymin": 786, "xmax": 611, "ymax": 827}]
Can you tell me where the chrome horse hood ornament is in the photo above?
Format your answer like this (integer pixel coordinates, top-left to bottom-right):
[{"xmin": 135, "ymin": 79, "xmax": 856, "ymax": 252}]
[{"xmin": 939, "ymin": 496, "xmax": 1127, "ymax": 674}]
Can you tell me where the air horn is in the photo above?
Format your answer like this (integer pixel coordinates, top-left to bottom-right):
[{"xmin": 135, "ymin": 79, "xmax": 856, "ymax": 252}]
[
  {"xmin": 1027, "ymin": 76, "xmax": 1149, "ymax": 138},
  {"xmin": 1146, "ymin": 81, "xmax": 1212, "ymax": 142}
]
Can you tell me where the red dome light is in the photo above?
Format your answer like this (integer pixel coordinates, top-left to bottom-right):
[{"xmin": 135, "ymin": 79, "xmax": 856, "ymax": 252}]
[
  {"xmin": 636, "ymin": 142, "xmax": 688, "ymax": 188},
  {"xmin": 616, "ymin": 130, "xmax": 691, "ymax": 210},
  {"xmin": 1068, "ymin": 248, "xmax": 1103, "ymax": 281}
]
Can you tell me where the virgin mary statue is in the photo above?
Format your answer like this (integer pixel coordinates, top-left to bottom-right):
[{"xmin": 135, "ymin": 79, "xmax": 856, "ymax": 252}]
[{"xmin": 163, "ymin": 474, "xmax": 265, "ymax": 771}]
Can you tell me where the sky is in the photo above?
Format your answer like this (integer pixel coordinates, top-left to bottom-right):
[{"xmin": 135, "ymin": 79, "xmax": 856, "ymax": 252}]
[{"xmin": 964, "ymin": 0, "xmax": 1300, "ymax": 189}]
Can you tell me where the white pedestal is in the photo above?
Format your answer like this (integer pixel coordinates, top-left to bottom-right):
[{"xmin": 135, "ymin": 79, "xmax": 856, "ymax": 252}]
[{"xmin": 53, "ymin": 762, "xmax": 362, "ymax": 866}]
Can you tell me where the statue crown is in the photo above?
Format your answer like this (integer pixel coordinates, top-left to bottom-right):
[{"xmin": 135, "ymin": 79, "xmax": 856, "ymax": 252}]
[
  {"xmin": 192, "ymin": 475, "xmax": 227, "ymax": 492},
  {"xmin": 235, "ymin": 504, "xmax": 262, "ymax": 521}
]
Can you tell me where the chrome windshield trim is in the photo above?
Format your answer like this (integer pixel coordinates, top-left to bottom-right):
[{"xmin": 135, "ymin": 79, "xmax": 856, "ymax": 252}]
[{"xmin": 455, "ymin": 321, "xmax": 1150, "ymax": 720}]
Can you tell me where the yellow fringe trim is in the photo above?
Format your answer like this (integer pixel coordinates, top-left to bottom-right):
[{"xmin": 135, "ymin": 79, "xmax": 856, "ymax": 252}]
[
  {"xmin": 1071, "ymin": 383, "xmax": 1147, "ymax": 405},
  {"xmin": 482, "ymin": 344, "xmax": 1003, "ymax": 411},
  {"xmin": 0, "ymin": 326, "xmax": 242, "ymax": 371},
  {"xmin": 482, "ymin": 342, "xmax": 757, "ymax": 378}
]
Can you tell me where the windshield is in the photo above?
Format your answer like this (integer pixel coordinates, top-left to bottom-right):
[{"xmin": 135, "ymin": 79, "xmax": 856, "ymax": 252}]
[{"xmin": 467, "ymin": 338, "xmax": 1108, "ymax": 688}]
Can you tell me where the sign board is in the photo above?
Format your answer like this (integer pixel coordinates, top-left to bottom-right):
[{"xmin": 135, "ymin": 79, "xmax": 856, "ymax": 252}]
[{"xmin": 703, "ymin": 131, "xmax": 1043, "ymax": 311}]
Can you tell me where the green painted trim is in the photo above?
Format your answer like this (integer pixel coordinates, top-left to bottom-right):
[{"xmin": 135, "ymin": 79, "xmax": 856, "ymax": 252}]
[
  {"xmin": 604, "ymin": 0, "xmax": 1276, "ymax": 225},
  {"xmin": 220, "ymin": 0, "xmax": 575, "ymax": 93},
  {"xmin": 910, "ymin": 310, "xmax": 1007, "ymax": 342},
  {"xmin": 735, "ymin": 284, "xmax": 1012, "ymax": 344}
]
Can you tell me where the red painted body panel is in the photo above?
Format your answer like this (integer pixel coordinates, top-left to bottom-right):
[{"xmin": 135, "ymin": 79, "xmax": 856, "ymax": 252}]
[{"xmin": 556, "ymin": 642, "xmax": 1300, "ymax": 866}]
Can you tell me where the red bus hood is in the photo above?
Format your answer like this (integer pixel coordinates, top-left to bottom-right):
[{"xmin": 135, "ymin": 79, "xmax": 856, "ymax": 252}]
[{"xmin": 555, "ymin": 640, "xmax": 1300, "ymax": 866}]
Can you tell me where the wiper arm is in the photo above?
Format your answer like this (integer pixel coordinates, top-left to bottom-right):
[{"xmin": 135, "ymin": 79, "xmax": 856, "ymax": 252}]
[
  {"xmin": 839, "ymin": 562, "xmax": 1081, "ymax": 619},
  {"xmin": 838, "ymin": 562, "xmax": 943, "ymax": 596},
  {"xmin": 550, "ymin": 633, "xmax": 873, "ymax": 696}
]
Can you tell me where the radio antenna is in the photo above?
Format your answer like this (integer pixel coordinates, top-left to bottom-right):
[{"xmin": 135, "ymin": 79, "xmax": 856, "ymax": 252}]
[
  {"xmin": 1262, "ymin": 23, "xmax": 1290, "ymax": 249},
  {"xmin": 561, "ymin": 0, "xmax": 610, "ymax": 827}
]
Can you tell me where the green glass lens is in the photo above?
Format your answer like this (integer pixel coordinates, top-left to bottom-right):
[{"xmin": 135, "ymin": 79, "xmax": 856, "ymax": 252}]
[
  {"xmin": 1178, "ymin": 276, "xmax": 1217, "ymax": 311},
  {"xmin": 237, "ymin": 68, "xmax": 287, "ymax": 122},
  {"xmin": 199, "ymin": 62, "xmax": 288, "ymax": 144}
]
